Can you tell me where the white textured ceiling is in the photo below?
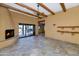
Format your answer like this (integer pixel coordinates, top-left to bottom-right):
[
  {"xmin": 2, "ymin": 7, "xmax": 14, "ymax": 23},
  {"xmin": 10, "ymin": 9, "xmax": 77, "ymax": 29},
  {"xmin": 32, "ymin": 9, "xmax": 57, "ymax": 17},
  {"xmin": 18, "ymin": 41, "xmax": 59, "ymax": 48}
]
[
  {"xmin": 65, "ymin": 3, "xmax": 79, "ymax": 9},
  {"xmin": 3, "ymin": 3, "xmax": 35, "ymax": 14},
  {"xmin": 3, "ymin": 3, "xmax": 79, "ymax": 15}
]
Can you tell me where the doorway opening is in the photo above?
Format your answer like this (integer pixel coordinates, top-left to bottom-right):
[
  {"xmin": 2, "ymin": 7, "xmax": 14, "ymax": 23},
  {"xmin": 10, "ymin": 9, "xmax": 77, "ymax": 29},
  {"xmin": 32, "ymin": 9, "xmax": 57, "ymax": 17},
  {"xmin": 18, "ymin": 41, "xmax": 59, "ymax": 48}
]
[
  {"xmin": 19, "ymin": 23, "xmax": 35, "ymax": 38},
  {"xmin": 38, "ymin": 20, "xmax": 45, "ymax": 36}
]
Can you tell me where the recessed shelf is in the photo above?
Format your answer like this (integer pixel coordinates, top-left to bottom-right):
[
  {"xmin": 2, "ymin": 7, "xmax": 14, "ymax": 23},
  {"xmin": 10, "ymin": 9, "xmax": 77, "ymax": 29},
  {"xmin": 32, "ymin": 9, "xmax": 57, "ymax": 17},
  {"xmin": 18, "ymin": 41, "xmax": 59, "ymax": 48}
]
[
  {"xmin": 57, "ymin": 26, "xmax": 79, "ymax": 28},
  {"xmin": 57, "ymin": 26, "xmax": 79, "ymax": 30},
  {"xmin": 57, "ymin": 30, "xmax": 79, "ymax": 34}
]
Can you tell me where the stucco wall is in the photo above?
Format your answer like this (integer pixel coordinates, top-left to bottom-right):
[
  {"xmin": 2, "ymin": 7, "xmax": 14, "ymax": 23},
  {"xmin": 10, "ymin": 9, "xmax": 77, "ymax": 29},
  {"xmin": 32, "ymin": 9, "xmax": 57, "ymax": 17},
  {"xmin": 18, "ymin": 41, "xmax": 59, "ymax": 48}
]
[
  {"xmin": 0, "ymin": 6, "xmax": 38, "ymax": 48},
  {"xmin": 45, "ymin": 6, "xmax": 79, "ymax": 44}
]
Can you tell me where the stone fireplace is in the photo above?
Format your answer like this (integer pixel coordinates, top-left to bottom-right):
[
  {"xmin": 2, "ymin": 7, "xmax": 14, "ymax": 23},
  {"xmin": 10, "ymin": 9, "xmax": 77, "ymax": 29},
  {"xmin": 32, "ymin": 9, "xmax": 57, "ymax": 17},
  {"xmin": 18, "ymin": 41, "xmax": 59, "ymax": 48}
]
[{"xmin": 5, "ymin": 29, "xmax": 14, "ymax": 39}]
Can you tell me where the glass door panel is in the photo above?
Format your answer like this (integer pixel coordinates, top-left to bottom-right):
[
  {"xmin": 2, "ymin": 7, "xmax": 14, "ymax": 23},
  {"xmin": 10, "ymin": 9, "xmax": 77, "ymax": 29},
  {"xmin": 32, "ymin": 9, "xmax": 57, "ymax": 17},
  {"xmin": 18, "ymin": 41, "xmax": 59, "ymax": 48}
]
[
  {"xmin": 19, "ymin": 25, "xmax": 24, "ymax": 37},
  {"xmin": 23, "ymin": 25, "xmax": 25, "ymax": 36},
  {"xmin": 29, "ymin": 25, "xmax": 33, "ymax": 35},
  {"xmin": 25, "ymin": 25, "xmax": 29, "ymax": 36}
]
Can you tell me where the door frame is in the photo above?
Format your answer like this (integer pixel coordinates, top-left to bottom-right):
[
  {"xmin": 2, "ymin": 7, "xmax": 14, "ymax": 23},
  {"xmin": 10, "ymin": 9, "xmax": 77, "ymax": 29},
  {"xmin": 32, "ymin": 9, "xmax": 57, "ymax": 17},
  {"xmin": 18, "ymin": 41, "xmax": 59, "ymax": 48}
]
[{"xmin": 19, "ymin": 23, "xmax": 36, "ymax": 38}]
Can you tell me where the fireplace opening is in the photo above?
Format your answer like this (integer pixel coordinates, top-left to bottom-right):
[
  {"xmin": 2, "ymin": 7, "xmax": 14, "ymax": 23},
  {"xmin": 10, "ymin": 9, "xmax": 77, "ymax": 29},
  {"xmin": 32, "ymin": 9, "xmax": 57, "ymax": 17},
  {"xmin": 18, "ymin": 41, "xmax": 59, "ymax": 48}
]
[{"xmin": 5, "ymin": 29, "xmax": 14, "ymax": 39}]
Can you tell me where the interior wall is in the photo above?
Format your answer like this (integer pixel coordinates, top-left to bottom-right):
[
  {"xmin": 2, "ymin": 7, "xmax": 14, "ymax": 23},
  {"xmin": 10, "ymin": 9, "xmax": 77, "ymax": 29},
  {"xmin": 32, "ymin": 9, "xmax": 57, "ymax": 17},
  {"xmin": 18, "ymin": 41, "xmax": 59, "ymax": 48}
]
[
  {"xmin": 0, "ymin": 6, "xmax": 38, "ymax": 41},
  {"xmin": 45, "ymin": 6, "xmax": 79, "ymax": 44},
  {"xmin": 0, "ymin": 6, "xmax": 14, "ymax": 41},
  {"xmin": 10, "ymin": 11, "xmax": 38, "ymax": 37}
]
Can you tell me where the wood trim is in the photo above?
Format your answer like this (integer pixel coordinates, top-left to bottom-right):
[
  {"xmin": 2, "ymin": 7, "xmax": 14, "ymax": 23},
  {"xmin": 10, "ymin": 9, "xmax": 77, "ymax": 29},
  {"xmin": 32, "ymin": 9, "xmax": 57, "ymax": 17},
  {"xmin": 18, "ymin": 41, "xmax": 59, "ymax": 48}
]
[
  {"xmin": 15, "ymin": 3, "xmax": 47, "ymax": 17},
  {"xmin": 0, "ymin": 3, "xmax": 40, "ymax": 17},
  {"xmin": 38, "ymin": 20, "xmax": 45, "ymax": 22},
  {"xmin": 60, "ymin": 3, "xmax": 66, "ymax": 12},
  {"xmin": 38, "ymin": 20, "xmax": 45, "ymax": 24},
  {"xmin": 38, "ymin": 3, "xmax": 55, "ymax": 15}
]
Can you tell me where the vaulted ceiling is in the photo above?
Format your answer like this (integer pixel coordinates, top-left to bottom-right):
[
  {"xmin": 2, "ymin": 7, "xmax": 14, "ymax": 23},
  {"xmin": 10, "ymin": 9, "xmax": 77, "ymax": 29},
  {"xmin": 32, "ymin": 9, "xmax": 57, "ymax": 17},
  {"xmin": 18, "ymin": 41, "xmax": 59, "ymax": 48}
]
[{"xmin": 0, "ymin": 3, "xmax": 79, "ymax": 18}]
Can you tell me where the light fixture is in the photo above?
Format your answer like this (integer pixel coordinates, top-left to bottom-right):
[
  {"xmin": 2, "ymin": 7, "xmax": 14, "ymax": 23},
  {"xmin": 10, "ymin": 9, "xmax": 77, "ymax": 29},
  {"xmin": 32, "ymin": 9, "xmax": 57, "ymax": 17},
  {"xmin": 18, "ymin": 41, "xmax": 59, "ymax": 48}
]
[
  {"xmin": 37, "ymin": 4, "xmax": 40, "ymax": 17},
  {"xmin": 36, "ymin": 3, "xmax": 43, "ymax": 19}
]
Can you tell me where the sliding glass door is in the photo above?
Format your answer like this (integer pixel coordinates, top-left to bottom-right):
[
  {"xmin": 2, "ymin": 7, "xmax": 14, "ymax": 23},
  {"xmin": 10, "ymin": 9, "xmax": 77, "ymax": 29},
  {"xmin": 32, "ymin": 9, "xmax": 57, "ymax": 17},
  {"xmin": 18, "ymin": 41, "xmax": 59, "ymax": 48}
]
[{"xmin": 19, "ymin": 24, "xmax": 35, "ymax": 38}]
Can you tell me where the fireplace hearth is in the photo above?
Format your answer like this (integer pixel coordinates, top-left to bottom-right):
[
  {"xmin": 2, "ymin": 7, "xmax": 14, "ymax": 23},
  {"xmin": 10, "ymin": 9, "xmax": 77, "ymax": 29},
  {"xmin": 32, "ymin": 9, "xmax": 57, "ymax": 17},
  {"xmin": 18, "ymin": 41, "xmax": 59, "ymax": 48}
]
[{"xmin": 5, "ymin": 29, "xmax": 14, "ymax": 39}]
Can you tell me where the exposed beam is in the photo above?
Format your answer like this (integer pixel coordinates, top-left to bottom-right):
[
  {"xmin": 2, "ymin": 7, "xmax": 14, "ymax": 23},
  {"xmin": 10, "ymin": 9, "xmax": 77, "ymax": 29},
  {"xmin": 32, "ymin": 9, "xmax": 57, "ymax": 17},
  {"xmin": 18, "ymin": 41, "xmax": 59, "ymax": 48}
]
[
  {"xmin": 0, "ymin": 3, "xmax": 41, "ymax": 18},
  {"xmin": 15, "ymin": 3, "xmax": 47, "ymax": 17},
  {"xmin": 60, "ymin": 3, "xmax": 66, "ymax": 12},
  {"xmin": 38, "ymin": 3, "xmax": 55, "ymax": 15}
]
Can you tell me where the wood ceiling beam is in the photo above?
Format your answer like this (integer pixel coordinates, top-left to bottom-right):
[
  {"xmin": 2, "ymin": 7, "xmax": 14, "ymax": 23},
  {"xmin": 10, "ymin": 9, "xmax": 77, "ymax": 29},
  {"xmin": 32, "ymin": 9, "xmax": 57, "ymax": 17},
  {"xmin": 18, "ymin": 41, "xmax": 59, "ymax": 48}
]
[
  {"xmin": 38, "ymin": 3, "xmax": 55, "ymax": 15},
  {"xmin": 15, "ymin": 3, "xmax": 47, "ymax": 17},
  {"xmin": 0, "ymin": 3, "xmax": 40, "ymax": 18},
  {"xmin": 60, "ymin": 3, "xmax": 66, "ymax": 12}
]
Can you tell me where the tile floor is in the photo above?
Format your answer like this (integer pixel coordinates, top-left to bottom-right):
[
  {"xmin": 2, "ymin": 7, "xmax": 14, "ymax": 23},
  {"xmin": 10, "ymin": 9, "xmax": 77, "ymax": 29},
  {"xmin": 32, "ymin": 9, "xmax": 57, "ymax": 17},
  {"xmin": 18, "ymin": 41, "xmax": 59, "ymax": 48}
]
[{"xmin": 0, "ymin": 36, "xmax": 79, "ymax": 56}]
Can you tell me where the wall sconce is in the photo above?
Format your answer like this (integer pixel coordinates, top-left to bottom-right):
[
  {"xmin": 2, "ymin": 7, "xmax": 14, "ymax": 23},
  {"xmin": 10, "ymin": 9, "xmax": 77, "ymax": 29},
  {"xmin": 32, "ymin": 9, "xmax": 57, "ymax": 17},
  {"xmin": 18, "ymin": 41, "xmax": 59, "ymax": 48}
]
[{"xmin": 53, "ymin": 24, "xmax": 56, "ymax": 26}]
